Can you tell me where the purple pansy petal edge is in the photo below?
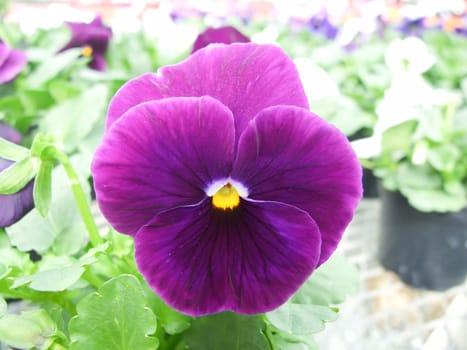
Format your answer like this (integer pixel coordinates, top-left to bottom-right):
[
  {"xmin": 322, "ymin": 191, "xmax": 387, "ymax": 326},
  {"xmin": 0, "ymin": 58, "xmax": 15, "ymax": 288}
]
[
  {"xmin": 0, "ymin": 41, "xmax": 27, "ymax": 84},
  {"xmin": 0, "ymin": 123, "xmax": 34, "ymax": 227},
  {"xmin": 192, "ymin": 26, "xmax": 250, "ymax": 53},
  {"xmin": 92, "ymin": 43, "xmax": 362, "ymax": 316}
]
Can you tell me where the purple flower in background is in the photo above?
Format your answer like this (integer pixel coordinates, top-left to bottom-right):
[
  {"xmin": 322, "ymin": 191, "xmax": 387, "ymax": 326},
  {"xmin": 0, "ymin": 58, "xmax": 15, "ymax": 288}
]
[
  {"xmin": 308, "ymin": 16, "xmax": 339, "ymax": 39},
  {"xmin": 59, "ymin": 16, "xmax": 112, "ymax": 71},
  {"xmin": 398, "ymin": 17, "xmax": 426, "ymax": 37},
  {"xmin": 192, "ymin": 26, "xmax": 250, "ymax": 53},
  {"xmin": 0, "ymin": 122, "xmax": 34, "ymax": 227},
  {"xmin": 92, "ymin": 43, "xmax": 362, "ymax": 316},
  {"xmin": 0, "ymin": 41, "xmax": 27, "ymax": 84}
]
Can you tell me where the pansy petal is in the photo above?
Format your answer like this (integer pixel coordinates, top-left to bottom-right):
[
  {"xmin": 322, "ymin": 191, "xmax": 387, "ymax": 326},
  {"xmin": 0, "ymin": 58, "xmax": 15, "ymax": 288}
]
[
  {"xmin": 0, "ymin": 159, "xmax": 34, "ymax": 227},
  {"xmin": 92, "ymin": 96, "xmax": 235, "ymax": 235},
  {"xmin": 0, "ymin": 42, "xmax": 11, "ymax": 66},
  {"xmin": 232, "ymin": 106, "xmax": 362, "ymax": 265},
  {"xmin": 0, "ymin": 49, "xmax": 27, "ymax": 84},
  {"xmin": 0, "ymin": 121, "xmax": 22, "ymax": 144},
  {"xmin": 192, "ymin": 26, "xmax": 250, "ymax": 53},
  {"xmin": 135, "ymin": 198, "xmax": 321, "ymax": 316},
  {"xmin": 106, "ymin": 43, "xmax": 309, "ymax": 140},
  {"xmin": 89, "ymin": 54, "xmax": 106, "ymax": 71}
]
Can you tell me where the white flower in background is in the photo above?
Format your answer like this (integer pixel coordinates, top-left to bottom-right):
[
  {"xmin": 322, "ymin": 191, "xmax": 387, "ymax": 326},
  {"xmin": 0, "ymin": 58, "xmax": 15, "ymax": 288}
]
[
  {"xmin": 385, "ymin": 36, "xmax": 436, "ymax": 75},
  {"xmin": 350, "ymin": 135, "xmax": 383, "ymax": 159},
  {"xmin": 141, "ymin": 8, "xmax": 197, "ymax": 65},
  {"xmin": 251, "ymin": 25, "xmax": 280, "ymax": 44},
  {"xmin": 294, "ymin": 57, "xmax": 339, "ymax": 102},
  {"xmin": 374, "ymin": 74, "xmax": 430, "ymax": 134},
  {"xmin": 373, "ymin": 37, "xmax": 438, "ymax": 135}
]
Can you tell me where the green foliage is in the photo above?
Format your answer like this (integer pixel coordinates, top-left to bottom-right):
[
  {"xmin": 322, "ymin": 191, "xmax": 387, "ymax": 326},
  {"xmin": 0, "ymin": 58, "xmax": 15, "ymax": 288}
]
[
  {"xmin": 265, "ymin": 255, "xmax": 359, "ymax": 348},
  {"xmin": 69, "ymin": 275, "xmax": 159, "ymax": 350},
  {"xmin": 6, "ymin": 159, "xmax": 88, "ymax": 254},
  {"xmin": 0, "ymin": 156, "xmax": 37, "ymax": 194},
  {"xmin": 367, "ymin": 103, "xmax": 467, "ymax": 212},
  {"xmin": 184, "ymin": 312, "xmax": 269, "ymax": 350}
]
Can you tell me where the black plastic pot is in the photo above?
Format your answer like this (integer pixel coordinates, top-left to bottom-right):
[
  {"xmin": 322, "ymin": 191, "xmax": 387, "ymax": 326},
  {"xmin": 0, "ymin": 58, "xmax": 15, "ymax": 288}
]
[
  {"xmin": 362, "ymin": 168, "xmax": 379, "ymax": 198},
  {"xmin": 378, "ymin": 188, "xmax": 467, "ymax": 291}
]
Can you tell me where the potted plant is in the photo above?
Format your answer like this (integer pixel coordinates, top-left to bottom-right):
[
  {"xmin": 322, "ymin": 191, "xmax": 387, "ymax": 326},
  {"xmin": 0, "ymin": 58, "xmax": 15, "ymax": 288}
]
[{"xmin": 353, "ymin": 34, "xmax": 467, "ymax": 290}]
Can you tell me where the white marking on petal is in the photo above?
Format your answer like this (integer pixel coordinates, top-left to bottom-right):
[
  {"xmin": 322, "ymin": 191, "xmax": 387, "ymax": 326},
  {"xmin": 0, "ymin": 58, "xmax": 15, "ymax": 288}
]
[{"xmin": 205, "ymin": 178, "xmax": 249, "ymax": 198}]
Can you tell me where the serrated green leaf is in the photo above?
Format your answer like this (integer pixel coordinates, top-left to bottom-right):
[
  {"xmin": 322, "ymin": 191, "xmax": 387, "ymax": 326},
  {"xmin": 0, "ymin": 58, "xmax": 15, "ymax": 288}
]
[
  {"xmin": 144, "ymin": 287, "xmax": 191, "ymax": 335},
  {"xmin": 184, "ymin": 312, "xmax": 269, "ymax": 350},
  {"xmin": 267, "ymin": 304, "xmax": 338, "ymax": 335},
  {"xmin": 395, "ymin": 163, "xmax": 442, "ymax": 190},
  {"xmin": 293, "ymin": 255, "xmax": 359, "ymax": 306},
  {"xmin": 273, "ymin": 334, "xmax": 318, "ymax": 350},
  {"xmin": 400, "ymin": 188, "xmax": 467, "ymax": 212},
  {"xmin": 69, "ymin": 274, "xmax": 158, "ymax": 350},
  {"xmin": 0, "ymin": 156, "xmax": 37, "ymax": 195},
  {"xmin": 0, "ymin": 137, "xmax": 30, "ymax": 161}
]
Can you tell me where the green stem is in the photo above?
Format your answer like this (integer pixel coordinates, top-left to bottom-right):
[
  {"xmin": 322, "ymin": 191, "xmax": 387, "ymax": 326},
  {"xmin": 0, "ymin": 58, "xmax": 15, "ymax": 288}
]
[
  {"xmin": 264, "ymin": 325, "xmax": 278, "ymax": 350},
  {"xmin": 55, "ymin": 150, "xmax": 103, "ymax": 247}
]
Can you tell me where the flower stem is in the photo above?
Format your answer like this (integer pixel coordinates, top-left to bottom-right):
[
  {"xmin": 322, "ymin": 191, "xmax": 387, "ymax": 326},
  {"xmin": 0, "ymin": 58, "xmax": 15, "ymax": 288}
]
[{"xmin": 55, "ymin": 150, "xmax": 103, "ymax": 247}]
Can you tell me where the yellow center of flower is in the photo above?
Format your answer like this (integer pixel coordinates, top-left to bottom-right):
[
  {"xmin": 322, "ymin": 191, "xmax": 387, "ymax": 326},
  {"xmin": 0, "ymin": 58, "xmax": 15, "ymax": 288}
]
[
  {"xmin": 212, "ymin": 183, "xmax": 240, "ymax": 210},
  {"xmin": 81, "ymin": 45, "xmax": 93, "ymax": 57}
]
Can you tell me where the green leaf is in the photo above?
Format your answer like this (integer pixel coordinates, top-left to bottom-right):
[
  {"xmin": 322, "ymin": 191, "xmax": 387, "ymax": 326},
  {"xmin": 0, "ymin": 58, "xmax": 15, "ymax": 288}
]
[
  {"xmin": 381, "ymin": 120, "xmax": 418, "ymax": 157},
  {"xmin": 144, "ymin": 290, "xmax": 191, "ymax": 335},
  {"xmin": 22, "ymin": 309, "xmax": 57, "ymax": 338},
  {"xmin": 400, "ymin": 188, "xmax": 467, "ymax": 212},
  {"xmin": 395, "ymin": 163, "xmax": 442, "ymax": 190},
  {"xmin": 427, "ymin": 144, "xmax": 461, "ymax": 173},
  {"xmin": 0, "ymin": 297, "xmax": 6, "ymax": 317},
  {"xmin": 34, "ymin": 160, "xmax": 54, "ymax": 216},
  {"xmin": 0, "ymin": 315, "xmax": 43, "ymax": 349},
  {"xmin": 0, "ymin": 137, "xmax": 30, "ymax": 161},
  {"xmin": 69, "ymin": 274, "xmax": 158, "ymax": 350},
  {"xmin": 40, "ymin": 84, "xmax": 109, "ymax": 152},
  {"xmin": 273, "ymin": 334, "xmax": 318, "ymax": 350},
  {"xmin": 48, "ymin": 80, "xmax": 83, "ymax": 103},
  {"xmin": 292, "ymin": 254, "xmax": 360, "ymax": 306},
  {"xmin": 184, "ymin": 312, "xmax": 269, "ymax": 350},
  {"xmin": 6, "ymin": 160, "xmax": 87, "ymax": 255},
  {"xmin": 0, "ymin": 95, "xmax": 23, "ymax": 115},
  {"xmin": 11, "ymin": 255, "xmax": 92, "ymax": 291},
  {"xmin": 19, "ymin": 89, "xmax": 54, "ymax": 113},
  {"xmin": 267, "ymin": 304, "xmax": 338, "ymax": 335},
  {"xmin": 0, "ymin": 156, "xmax": 37, "ymax": 195},
  {"xmin": 26, "ymin": 48, "xmax": 84, "ymax": 87},
  {"xmin": 0, "ymin": 263, "xmax": 11, "ymax": 279},
  {"xmin": 0, "ymin": 309, "xmax": 57, "ymax": 349}
]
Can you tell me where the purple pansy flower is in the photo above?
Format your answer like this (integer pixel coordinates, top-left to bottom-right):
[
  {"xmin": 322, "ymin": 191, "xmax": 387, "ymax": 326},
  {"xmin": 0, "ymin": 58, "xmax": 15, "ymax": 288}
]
[
  {"xmin": 0, "ymin": 122, "xmax": 34, "ymax": 227},
  {"xmin": 59, "ymin": 16, "xmax": 112, "ymax": 71},
  {"xmin": 0, "ymin": 41, "xmax": 27, "ymax": 84},
  {"xmin": 92, "ymin": 43, "xmax": 362, "ymax": 316},
  {"xmin": 308, "ymin": 16, "xmax": 339, "ymax": 39},
  {"xmin": 192, "ymin": 26, "xmax": 250, "ymax": 53}
]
